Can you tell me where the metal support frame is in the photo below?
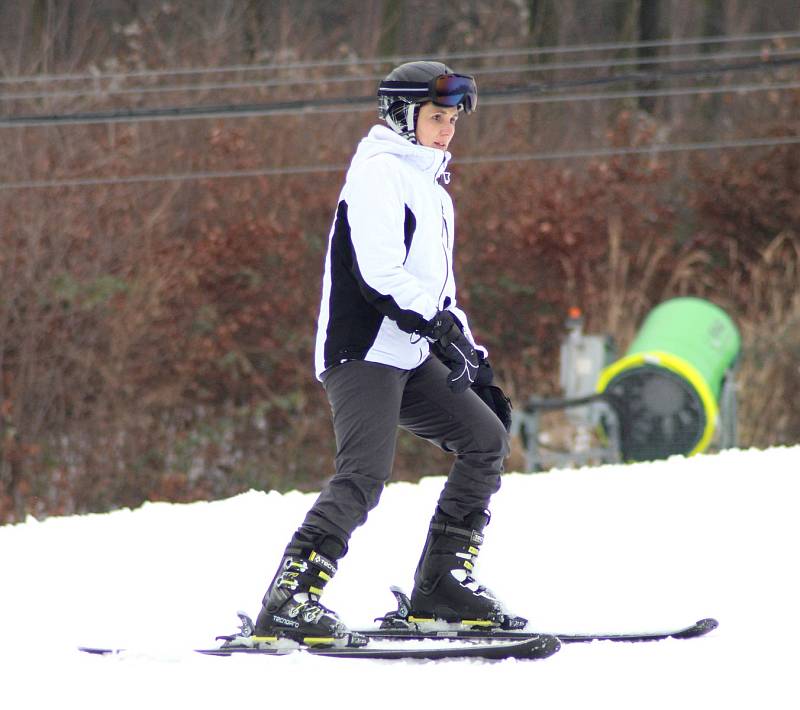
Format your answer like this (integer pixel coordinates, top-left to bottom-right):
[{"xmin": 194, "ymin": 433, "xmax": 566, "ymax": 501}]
[{"xmin": 511, "ymin": 392, "xmax": 621, "ymax": 472}]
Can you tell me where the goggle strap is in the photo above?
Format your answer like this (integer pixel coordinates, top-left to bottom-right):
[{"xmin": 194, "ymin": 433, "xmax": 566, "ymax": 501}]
[{"xmin": 378, "ymin": 81, "xmax": 430, "ymax": 95}]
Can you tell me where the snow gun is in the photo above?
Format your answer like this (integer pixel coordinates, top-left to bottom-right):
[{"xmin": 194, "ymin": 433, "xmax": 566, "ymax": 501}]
[{"xmin": 514, "ymin": 298, "xmax": 741, "ymax": 471}]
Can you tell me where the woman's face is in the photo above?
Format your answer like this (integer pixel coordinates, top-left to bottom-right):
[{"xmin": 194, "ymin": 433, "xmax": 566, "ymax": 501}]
[{"xmin": 415, "ymin": 103, "xmax": 459, "ymax": 151}]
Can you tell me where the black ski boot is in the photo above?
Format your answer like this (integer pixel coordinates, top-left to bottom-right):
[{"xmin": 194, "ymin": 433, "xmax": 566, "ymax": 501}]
[
  {"xmin": 254, "ymin": 540, "xmax": 365, "ymax": 648},
  {"xmin": 409, "ymin": 509, "xmax": 527, "ymax": 630}
]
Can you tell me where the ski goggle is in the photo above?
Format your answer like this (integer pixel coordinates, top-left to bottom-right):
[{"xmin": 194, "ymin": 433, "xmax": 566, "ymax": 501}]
[{"xmin": 378, "ymin": 73, "xmax": 478, "ymax": 114}]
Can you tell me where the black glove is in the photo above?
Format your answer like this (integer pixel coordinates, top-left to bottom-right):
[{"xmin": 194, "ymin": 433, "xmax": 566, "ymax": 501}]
[
  {"xmin": 468, "ymin": 354, "xmax": 513, "ymax": 431},
  {"xmin": 419, "ymin": 310, "xmax": 479, "ymax": 393},
  {"xmin": 472, "ymin": 352, "xmax": 494, "ymax": 387},
  {"xmin": 472, "ymin": 383, "xmax": 513, "ymax": 432}
]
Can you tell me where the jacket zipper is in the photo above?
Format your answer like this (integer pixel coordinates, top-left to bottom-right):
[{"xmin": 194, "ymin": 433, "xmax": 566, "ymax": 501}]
[
  {"xmin": 436, "ymin": 155, "xmax": 452, "ymax": 309},
  {"xmin": 437, "ymin": 200, "xmax": 450, "ymax": 309}
]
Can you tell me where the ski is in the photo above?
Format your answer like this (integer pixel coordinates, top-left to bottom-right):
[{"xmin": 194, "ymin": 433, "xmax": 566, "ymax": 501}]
[
  {"xmin": 358, "ymin": 617, "xmax": 719, "ymax": 644},
  {"xmin": 365, "ymin": 587, "xmax": 719, "ymax": 644},
  {"xmin": 79, "ymin": 586, "xmax": 718, "ymax": 661},
  {"xmin": 79, "ymin": 610, "xmax": 561, "ymax": 661},
  {"xmin": 79, "ymin": 636, "xmax": 560, "ymax": 661},
  {"xmin": 198, "ymin": 634, "xmax": 560, "ymax": 660},
  {"xmin": 558, "ymin": 617, "xmax": 719, "ymax": 643}
]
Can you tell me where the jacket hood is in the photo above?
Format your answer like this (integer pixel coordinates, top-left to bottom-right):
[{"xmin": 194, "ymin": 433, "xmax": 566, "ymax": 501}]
[{"xmin": 348, "ymin": 125, "xmax": 451, "ymax": 182}]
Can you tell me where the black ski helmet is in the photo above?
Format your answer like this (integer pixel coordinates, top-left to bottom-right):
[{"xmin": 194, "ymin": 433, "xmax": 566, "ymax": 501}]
[{"xmin": 377, "ymin": 61, "xmax": 478, "ymax": 143}]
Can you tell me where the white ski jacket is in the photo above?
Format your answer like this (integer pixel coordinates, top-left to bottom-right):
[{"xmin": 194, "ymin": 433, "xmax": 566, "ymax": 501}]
[{"xmin": 315, "ymin": 125, "xmax": 483, "ymax": 379}]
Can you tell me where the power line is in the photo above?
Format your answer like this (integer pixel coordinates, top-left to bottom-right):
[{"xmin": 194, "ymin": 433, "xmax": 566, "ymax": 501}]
[
  {"xmin": 485, "ymin": 78, "xmax": 800, "ymax": 108},
  {"xmin": 457, "ymin": 135, "xmax": 800, "ymax": 166},
  {"xmin": 3, "ymin": 56, "xmax": 798, "ymax": 128},
  {"xmin": 0, "ymin": 163, "xmax": 346, "ymax": 190},
  {"xmin": 488, "ymin": 56, "xmax": 800, "ymax": 97},
  {"xmin": 2, "ymin": 29, "xmax": 799, "ymax": 86},
  {"xmin": 467, "ymin": 45, "xmax": 800, "ymax": 80},
  {"xmin": 2, "ymin": 135, "xmax": 798, "ymax": 191},
  {"xmin": 3, "ymin": 46, "xmax": 799, "ymax": 104},
  {"xmin": 3, "ymin": 79, "xmax": 796, "ymax": 127}
]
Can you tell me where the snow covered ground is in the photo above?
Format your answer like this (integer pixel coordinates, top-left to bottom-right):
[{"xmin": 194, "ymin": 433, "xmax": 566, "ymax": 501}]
[{"xmin": 2, "ymin": 446, "xmax": 799, "ymax": 709}]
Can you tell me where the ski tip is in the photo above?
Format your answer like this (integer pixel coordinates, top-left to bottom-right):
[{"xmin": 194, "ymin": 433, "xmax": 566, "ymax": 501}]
[
  {"xmin": 671, "ymin": 617, "xmax": 719, "ymax": 639},
  {"xmin": 476, "ymin": 634, "xmax": 561, "ymax": 661},
  {"xmin": 533, "ymin": 633, "xmax": 562, "ymax": 659},
  {"xmin": 79, "ymin": 646, "xmax": 124, "ymax": 655}
]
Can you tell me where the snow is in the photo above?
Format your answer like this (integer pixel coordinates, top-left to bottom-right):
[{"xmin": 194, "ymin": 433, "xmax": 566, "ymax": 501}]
[{"xmin": 2, "ymin": 446, "xmax": 799, "ymax": 709}]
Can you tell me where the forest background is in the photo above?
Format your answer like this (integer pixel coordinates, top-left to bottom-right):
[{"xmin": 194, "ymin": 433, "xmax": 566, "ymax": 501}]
[{"xmin": 1, "ymin": 0, "xmax": 798, "ymax": 523}]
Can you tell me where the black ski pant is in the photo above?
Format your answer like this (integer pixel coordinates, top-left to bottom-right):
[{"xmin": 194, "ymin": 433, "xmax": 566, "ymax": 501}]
[{"xmin": 292, "ymin": 356, "xmax": 509, "ymax": 557}]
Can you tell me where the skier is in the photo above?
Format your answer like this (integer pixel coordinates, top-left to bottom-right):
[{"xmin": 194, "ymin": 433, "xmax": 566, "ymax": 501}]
[{"xmin": 254, "ymin": 61, "xmax": 519, "ymax": 644}]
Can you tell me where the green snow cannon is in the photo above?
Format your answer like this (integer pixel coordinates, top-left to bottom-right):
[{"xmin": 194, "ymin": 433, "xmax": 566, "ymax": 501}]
[{"xmin": 596, "ymin": 297, "xmax": 740, "ymax": 462}]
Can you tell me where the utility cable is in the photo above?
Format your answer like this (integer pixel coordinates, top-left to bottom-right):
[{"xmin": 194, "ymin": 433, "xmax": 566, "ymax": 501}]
[
  {"xmin": 2, "ymin": 29, "xmax": 799, "ymax": 86},
  {"xmin": 2, "ymin": 46, "xmax": 799, "ymax": 104},
  {"xmin": 2, "ymin": 56, "xmax": 798, "ymax": 128},
  {"xmin": 2, "ymin": 135, "xmax": 798, "ymax": 191}
]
